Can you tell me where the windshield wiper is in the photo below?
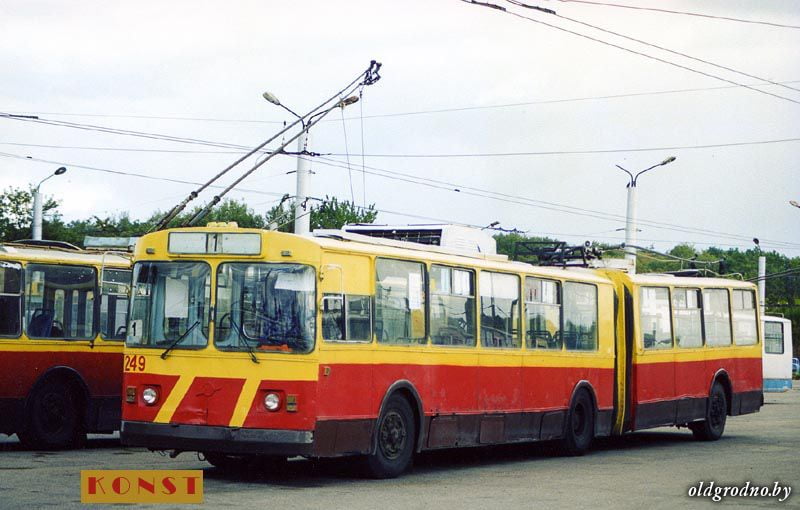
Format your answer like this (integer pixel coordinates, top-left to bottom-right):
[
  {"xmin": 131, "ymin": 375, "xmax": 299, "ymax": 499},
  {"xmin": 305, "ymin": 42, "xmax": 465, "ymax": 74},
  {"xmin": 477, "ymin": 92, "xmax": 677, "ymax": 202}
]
[
  {"xmin": 231, "ymin": 321, "xmax": 259, "ymax": 364},
  {"xmin": 160, "ymin": 320, "xmax": 200, "ymax": 360}
]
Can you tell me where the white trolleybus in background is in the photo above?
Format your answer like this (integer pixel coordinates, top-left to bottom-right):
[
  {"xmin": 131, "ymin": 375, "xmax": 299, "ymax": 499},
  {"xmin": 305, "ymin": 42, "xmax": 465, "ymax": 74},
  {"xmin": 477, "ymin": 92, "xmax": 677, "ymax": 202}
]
[{"xmin": 762, "ymin": 316, "xmax": 793, "ymax": 392}]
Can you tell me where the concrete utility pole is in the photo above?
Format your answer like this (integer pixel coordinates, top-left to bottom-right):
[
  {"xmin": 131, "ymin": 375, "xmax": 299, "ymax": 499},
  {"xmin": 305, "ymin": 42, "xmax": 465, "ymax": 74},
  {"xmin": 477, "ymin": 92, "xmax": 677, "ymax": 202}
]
[
  {"xmin": 294, "ymin": 129, "xmax": 311, "ymax": 235},
  {"xmin": 263, "ymin": 92, "xmax": 312, "ymax": 235},
  {"xmin": 758, "ymin": 255, "xmax": 766, "ymax": 315},
  {"xmin": 615, "ymin": 156, "xmax": 676, "ymax": 274},
  {"xmin": 32, "ymin": 167, "xmax": 67, "ymax": 240}
]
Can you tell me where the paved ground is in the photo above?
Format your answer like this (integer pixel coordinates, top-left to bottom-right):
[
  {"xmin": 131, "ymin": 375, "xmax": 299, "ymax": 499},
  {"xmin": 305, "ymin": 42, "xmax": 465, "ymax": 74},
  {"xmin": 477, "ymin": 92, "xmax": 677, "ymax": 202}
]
[{"xmin": 1, "ymin": 385, "xmax": 798, "ymax": 509}]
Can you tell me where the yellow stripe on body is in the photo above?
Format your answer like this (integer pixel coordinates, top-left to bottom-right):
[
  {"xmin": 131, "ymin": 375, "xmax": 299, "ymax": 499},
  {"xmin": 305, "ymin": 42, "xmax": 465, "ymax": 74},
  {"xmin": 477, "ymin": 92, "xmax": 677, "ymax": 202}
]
[
  {"xmin": 634, "ymin": 344, "xmax": 761, "ymax": 364},
  {"xmin": 228, "ymin": 377, "xmax": 262, "ymax": 427},
  {"xmin": 153, "ymin": 375, "xmax": 195, "ymax": 423}
]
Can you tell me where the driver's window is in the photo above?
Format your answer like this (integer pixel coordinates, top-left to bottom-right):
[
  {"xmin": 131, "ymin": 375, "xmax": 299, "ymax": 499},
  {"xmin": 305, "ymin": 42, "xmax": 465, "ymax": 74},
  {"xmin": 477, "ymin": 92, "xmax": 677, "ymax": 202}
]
[{"xmin": 430, "ymin": 265, "xmax": 475, "ymax": 347}]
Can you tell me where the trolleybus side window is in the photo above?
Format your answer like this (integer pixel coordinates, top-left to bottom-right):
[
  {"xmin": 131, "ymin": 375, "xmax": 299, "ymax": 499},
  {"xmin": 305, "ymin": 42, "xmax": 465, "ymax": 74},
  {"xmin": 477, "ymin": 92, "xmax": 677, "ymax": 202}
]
[
  {"xmin": 703, "ymin": 288, "xmax": 732, "ymax": 347},
  {"xmin": 0, "ymin": 261, "xmax": 22, "ymax": 337},
  {"xmin": 322, "ymin": 294, "xmax": 371, "ymax": 343},
  {"xmin": 127, "ymin": 262, "xmax": 210, "ymax": 349},
  {"xmin": 100, "ymin": 268, "xmax": 131, "ymax": 341},
  {"xmin": 525, "ymin": 277, "xmax": 561, "ymax": 350},
  {"xmin": 563, "ymin": 281, "xmax": 598, "ymax": 351},
  {"xmin": 375, "ymin": 258, "xmax": 426, "ymax": 345},
  {"xmin": 480, "ymin": 271, "xmax": 520, "ymax": 348},
  {"xmin": 215, "ymin": 263, "xmax": 315, "ymax": 353},
  {"xmin": 764, "ymin": 321, "xmax": 784, "ymax": 354},
  {"xmin": 640, "ymin": 286, "xmax": 672, "ymax": 350},
  {"xmin": 430, "ymin": 265, "xmax": 475, "ymax": 347},
  {"xmin": 731, "ymin": 289, "xmax": 758, "ymax": 346},
  {"xmin": 25, "ymin": 264, "xmax": 96, "ymax": 340},
  {"xmin": 673, "ymin": 287, "xmax": 703, "ymax": 348}
]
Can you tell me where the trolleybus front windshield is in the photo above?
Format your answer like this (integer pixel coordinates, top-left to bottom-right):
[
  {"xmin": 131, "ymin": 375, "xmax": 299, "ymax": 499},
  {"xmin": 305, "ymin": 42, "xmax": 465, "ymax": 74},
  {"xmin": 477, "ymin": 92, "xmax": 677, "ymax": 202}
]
[
  {"xmin": 215, "ymin": 263, "xmax": 315, "ymax": 354},
  {"xmin": 127, "ymin": 261, "xmax": 211, "ymax": 349}
]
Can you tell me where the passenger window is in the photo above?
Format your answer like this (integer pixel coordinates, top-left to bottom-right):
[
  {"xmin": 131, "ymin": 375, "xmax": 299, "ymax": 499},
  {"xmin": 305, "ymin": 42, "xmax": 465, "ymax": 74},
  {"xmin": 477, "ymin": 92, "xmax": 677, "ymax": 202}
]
[
  {"xmin": 703, "ymin": 288, "xmax": 732, "ymax": 346},
  {"xmin": 322, "ymin": 295, "xmax": 345, "ymax": 340},
  {"xmin": 639, "ymin": 287, "xmax": 672, "ymax": 349},
  {"xmin": 100, "ymin": 269, "xmax": 131, "ymax": 341},
  {"xmin": 322, "ymin": 294, "xmax": 372, "ymax": 342},
  {"xmin": 563, "ymin": 282, "xmax": 597, "ymax": 351},
  {"xmin": 764, "ymin": 321, "xmax": 784, "ymax": 354},
  {"xmin": 430, "ymin": 265, "xmax": 476, "ymax": 346},
  {"xmin": 673, "ymin": 288, "xmax": 703, "ymax": 348},
  {"xmin": 25, "ymin": 264, "xmax": 96, "ymax": 340},
  {"xmin": 525, "ymin": 277, "xmax": 561, "ymax": 349},
  {"xmin": 375, "ymin": 259, "xmax": 426, "ymax": 344},
  {"xmin": 731, "ymin": 289, "xmax": 757, "ymax": 345},
  {"xmin": 0, "ymin": 262, "xmax": 22, "ymax": 337},
  {"xmin": 480, "ymin": 272, "xmax": 520, "ymax": 348}
]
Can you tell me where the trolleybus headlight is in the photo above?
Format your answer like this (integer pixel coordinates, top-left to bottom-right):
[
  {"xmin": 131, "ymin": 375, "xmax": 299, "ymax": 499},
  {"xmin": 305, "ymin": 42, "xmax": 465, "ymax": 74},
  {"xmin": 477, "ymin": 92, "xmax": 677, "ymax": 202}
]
[
  {"xmin": 142, "ymin": 387, "xmax": 159, "ymax": 406},
  {"xmin": 264, "ymin": 392, "xmax": 281, "ymax": 411}
]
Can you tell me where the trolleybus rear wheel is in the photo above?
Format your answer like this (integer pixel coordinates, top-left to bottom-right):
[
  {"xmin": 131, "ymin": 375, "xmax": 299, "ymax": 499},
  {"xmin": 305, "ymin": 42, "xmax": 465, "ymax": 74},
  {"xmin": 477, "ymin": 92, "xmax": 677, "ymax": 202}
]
[
  {"xmin": 561, "ymin": 389, "xmax": 594, "ymax": 456},
  {"xmin": 364, "ymin": 394, "xmax": 416, "ymax": 479},
  {"xmin": 19, "ymin": 378, "xmax": 84, "ymax": 449},
  {"xmin": 690, "ymin": 382, "xmax": 727, "ymax": 441}
]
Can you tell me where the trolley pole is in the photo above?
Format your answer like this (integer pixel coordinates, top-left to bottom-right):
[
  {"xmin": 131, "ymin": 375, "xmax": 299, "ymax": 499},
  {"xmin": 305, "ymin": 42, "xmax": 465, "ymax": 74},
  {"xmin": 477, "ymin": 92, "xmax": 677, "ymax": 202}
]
[
  {"xmin": 294, "ymin": 129, "xmax": 311, "ymax": 236},
  {"xmin": 615, "ymin": 156, "xmax": 676, "ymax": 275}
]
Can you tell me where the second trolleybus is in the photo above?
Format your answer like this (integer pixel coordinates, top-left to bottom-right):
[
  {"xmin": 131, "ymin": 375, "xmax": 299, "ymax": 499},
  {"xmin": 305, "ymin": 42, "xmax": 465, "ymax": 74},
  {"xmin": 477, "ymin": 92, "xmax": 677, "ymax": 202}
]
[{"xmin": 120, "ymin": 225, "xmax": 762, "ymax": 477}]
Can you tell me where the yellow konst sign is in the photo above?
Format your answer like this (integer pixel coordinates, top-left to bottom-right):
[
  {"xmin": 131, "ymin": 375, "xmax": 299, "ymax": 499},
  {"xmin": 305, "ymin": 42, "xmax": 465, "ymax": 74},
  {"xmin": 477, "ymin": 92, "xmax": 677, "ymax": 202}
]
[{"xmin": 80, "ymin": 470, "xmax": 203, "ymax": 504}]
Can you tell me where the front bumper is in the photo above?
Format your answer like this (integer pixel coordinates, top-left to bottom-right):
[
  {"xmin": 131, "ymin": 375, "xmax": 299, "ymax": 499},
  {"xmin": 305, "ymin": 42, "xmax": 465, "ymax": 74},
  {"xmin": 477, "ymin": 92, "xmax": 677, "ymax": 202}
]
[{"xmin": 121, "ymin": 421, "xmax": 314, "ymax": 456}]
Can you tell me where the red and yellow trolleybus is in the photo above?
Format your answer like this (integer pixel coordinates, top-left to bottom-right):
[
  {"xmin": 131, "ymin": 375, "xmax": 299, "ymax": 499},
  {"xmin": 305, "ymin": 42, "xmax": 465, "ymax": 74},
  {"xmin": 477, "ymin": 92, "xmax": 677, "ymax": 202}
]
[
  {"xmin": 120, "ymin": 225, "xmax": 761, "ymax": 477},
  {"xmin": 0, "ymin": 241, "xmax": 131, "ymax": 448}
]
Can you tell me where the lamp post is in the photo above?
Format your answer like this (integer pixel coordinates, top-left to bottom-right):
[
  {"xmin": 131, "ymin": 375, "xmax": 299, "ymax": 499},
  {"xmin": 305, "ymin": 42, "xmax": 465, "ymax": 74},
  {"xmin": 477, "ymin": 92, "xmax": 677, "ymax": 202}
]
[
  {"xmin": 263, "ymin": 91, "xmax": 312, "ymax": 236},
  {"xmin": 32, "ymin": 166, "xmax": 67, "ymax": 240},
  {"xmin": 615, "ymin": 156, "xmax": 675, "ymax": 274}
]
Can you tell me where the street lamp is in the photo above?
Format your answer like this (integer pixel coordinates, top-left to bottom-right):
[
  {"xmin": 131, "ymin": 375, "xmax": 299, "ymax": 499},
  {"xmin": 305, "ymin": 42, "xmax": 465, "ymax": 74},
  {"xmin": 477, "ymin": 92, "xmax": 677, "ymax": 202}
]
[
  {"xmin": 614, "ymin": 156, "xmax": 675, "ymax": 273},
  {"xmin": 32, "ymin": 166, "xmax": 67, "ymax": 240},
  {"xmin": 264, "ymin": 91, "xmax": 312, "ymax": 235},
  {"xmin": 263, "ymin": 92, "xmax": 361, "ymax": 236}
]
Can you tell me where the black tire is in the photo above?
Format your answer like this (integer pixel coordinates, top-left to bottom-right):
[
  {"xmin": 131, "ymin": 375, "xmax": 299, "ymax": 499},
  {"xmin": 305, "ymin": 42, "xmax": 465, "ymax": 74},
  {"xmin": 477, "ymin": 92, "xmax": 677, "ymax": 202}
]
[
  {"xmin": 561, "ymin": 389, "xmax": 594, "ymax": 456},
  {"xmin": 19, "ymin": 378, "xmax": 84, "ymax": 449},
  {"xmin": 364, "ymin": 395, "xmax": 416, "ymax": 479},
  {"xmin": 690, "ymin": 382, "xmax": 727, "ymax": 441}
]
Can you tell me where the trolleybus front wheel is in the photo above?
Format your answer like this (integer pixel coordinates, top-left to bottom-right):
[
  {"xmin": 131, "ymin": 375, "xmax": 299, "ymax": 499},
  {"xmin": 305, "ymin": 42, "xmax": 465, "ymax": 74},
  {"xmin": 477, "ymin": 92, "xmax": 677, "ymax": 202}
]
[
  {"xmin": 19, "ymin": 378, "xmax": 84, "ymax": 449},
  {"xmin": 690, "ymin": 382, "xmax": 727, "ymax": 441},
  {"xmin": 364, "ymin": 394, "xmax": 416, "ymax": 479},
  {"xmin": 561, "ymin": 388, "xmax": 594, "ymax": 456}
]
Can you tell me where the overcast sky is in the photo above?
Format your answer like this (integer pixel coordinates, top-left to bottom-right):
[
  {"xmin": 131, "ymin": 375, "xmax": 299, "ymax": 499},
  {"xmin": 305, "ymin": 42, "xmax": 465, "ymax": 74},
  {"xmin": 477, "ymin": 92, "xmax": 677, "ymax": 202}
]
[{"xmin": 1, "ymin": 0, "xmax": 798, "ymax": 256}]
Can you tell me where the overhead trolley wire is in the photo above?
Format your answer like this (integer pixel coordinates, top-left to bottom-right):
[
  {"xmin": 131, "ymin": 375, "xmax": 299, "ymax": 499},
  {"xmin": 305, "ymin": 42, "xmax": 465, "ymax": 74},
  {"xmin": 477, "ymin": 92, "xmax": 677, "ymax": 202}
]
[
  {"xmin": 5, "ymin": 80, "xmax": 800, "ymax": 125},
  {"xmin": 310, "ymin": 154, "xmax": 800, "ymax": 249},
  {"xmin": 555, "ymin": 1, "xmax": 800, "ymax": 30},
  {"xmin": 506, "ymin": 0, "xmax": 800, "ymax": 94},
  {"xmin": 460, "ymin": 0, "xmax": 800, "ymax": 106}
]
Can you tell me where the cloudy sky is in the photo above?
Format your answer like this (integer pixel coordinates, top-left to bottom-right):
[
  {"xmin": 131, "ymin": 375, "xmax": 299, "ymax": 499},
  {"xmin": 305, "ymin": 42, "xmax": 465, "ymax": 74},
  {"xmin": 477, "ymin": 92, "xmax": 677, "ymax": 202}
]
[{"xmin": 1, "ymin": 0, "xmax": 798, "ymax": 256}]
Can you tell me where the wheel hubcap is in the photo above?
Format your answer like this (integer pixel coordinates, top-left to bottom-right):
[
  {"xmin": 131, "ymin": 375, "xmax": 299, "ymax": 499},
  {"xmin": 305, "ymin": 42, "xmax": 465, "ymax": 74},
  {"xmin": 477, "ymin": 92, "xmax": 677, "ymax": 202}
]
[
  {"xmin": 40, "ymin": 392, "xmax": 68, "ymax": 434},
  {"xmin": 379, "ymin": 411, "xmax": 406, "ymax": 460},
  {"xmin": 572, "ymin": 403, "xmax": 586, "ymax": 435},
  {"xmin": 710, "ymin": 394, "xmax": 725, "ymax": 429}
]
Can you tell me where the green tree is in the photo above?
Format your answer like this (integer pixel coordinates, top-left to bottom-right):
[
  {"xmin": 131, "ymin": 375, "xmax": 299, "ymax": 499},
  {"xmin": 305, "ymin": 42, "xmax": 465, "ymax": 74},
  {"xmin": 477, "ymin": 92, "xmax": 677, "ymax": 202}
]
[
  {"xmin": 265, "ymin": 195, "xmax": 377, "ymax": 233},
  {"xmin": 0, "ymin": 186, "xmax": 60, "ymax": 241}
]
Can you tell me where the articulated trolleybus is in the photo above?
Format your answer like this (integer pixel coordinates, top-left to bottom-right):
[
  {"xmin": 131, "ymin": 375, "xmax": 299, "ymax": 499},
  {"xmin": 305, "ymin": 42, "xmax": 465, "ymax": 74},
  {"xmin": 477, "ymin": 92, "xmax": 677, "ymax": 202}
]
[
  {"xmin": 0, "ymin": 241, "xmax": 131, "ymax": 448},
  {"xmin": 121, "ymin": 224, "xmax": 762, "ymax": 477}
]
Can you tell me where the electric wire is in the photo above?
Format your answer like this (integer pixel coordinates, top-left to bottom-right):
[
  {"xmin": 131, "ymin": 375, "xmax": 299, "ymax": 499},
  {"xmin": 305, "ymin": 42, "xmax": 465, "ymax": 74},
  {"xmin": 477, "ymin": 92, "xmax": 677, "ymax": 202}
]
[
  {"xmin": 506, "ymin": 0, "xmax": 800, "ymax": 94},
  {"xmin": 460, "ymin": 0, "xmax": 800, "ymax": 106},
  {"xmin": 555, "ymin": 1, "xmax": 800, "ymax": 30},
  {"xmin": 5, "ymin": 81, "xmax": 799, "ymax": 124},
  {"xmin": 310, "ymin": 155, "xmax": 800, "ymax": 249}
]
